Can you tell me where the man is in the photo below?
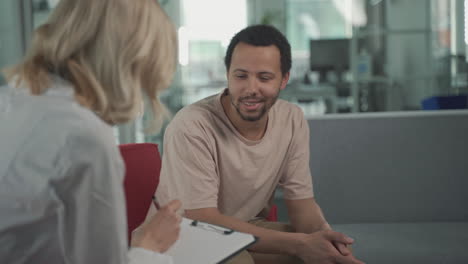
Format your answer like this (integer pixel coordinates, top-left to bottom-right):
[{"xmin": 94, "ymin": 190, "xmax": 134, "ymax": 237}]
[{"xmin": 156, "ymin": 25, "xmax": 363, "ymax": 264}]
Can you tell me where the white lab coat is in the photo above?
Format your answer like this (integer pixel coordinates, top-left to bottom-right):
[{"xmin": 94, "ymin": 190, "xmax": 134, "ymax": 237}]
[{"xmin": 0, "ymin": 76, "xmax": 172, "ymax": 264}]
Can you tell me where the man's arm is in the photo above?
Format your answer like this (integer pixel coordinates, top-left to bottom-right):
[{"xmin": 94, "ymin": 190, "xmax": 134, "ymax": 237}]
[
  {"xmin": 286, "ymin": 197, "xmax": 331, "ymax": 233},
  {"xmin": 184, "ymin": 208, "xmax": 363, "ymax": 264},
  {"xmin": 286, "ymin": 197, "xmax": 354, "ymax": 257}
]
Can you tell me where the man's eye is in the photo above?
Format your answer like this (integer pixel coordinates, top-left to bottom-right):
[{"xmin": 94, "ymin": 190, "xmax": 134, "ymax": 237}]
[{"xmin": 236, "ymin": 75, "xmax": 247, "ymax": 79}]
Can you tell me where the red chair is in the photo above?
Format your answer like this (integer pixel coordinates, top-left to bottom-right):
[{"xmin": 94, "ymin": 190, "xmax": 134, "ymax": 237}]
[
  {"xmin": 119, "ymin": 143, "xmax": 161, "ymax": 242},
  {"xmin": 267, "ymin": 204, "xmax": 278, "ymax": 222}
]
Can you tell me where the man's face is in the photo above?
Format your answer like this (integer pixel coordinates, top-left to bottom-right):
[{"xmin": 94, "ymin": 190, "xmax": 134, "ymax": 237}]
[{"xmin": 226, "ymin": 42, "xmax": 289, "ymax": 122}]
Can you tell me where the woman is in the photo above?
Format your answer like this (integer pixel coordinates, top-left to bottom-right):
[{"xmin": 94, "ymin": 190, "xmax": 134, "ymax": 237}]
[{"xmin": 0, "ymin": 0, "xmax": 180, "ymax": 263}]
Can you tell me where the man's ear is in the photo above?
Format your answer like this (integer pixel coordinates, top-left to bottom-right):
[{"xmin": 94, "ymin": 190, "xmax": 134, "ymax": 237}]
[{"xmin": 280, "ymin": 72, "xmax": 290, "ymax": 91}]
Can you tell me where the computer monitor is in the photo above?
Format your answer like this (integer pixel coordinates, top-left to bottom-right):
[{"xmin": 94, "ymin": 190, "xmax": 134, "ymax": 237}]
[{"xmin": 309, "ymin": 38, "xmax": 350, "ymax": 83}]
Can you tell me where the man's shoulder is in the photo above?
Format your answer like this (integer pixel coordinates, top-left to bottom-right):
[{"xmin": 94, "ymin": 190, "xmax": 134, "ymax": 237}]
[
  {"xmin": 166, "ymin": 94, "xmax": 222, "ymax": 134},
  {"xmin": 275, "ymin": 98, "xmax": 301, "ymax": 109},
  {"xmin": 273, "ymin": 99, "xmax": 305, "ymax": 120}
]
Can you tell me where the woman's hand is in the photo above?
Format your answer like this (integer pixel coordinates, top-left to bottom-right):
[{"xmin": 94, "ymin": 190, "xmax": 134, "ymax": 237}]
[{"xmin": 130, "ymin": 199, "xmax": 182, "ymax": 253}]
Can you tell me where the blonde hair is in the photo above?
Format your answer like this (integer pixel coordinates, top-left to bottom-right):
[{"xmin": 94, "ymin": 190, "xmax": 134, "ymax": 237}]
[{"xmin": 4, "ymin": 0, "xmax": 177, "ymax": 132}]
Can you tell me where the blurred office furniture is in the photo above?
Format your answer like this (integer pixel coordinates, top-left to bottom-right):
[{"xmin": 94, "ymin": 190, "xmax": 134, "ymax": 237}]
[
  {"xmin": 309, "ymin": 38, "xmax": 350, "ymax": 84},
  {"xmin": 281, "ymin": 81, "xmax": 338, "ymax": 116},
  {"xmin": 355, "ymin": 75, "xmax": 397, "ymax": 112},
  {"xmin": 119, "ymin": 143, "xmax": 161, "ymax": 242},
  {"xmin": 307, "ymin": 110, "xmax": 468, "ymax": 264},
  {"xmin": 349, "ymin": 6, "xmax": 435, "ymax": 111},
  {"xmin": 32, "ymin": 0, "xmax": 50, "ymax": 11},
  {"xmin": 421, "ymin": 94, "xmax": 468, "ymax": 110},
  {"xmin": 284, "ymin": 38, "xmax": 351, "ymax": 115}
]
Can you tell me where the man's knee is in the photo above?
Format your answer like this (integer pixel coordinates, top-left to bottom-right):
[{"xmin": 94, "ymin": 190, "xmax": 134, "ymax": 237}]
[
  {"xmin": 251, "ymin": 252, "xmax": 304, "ymax": 264},
  {"xmin": 226, "ymin": 250, "xmax": 302, "ymax": 264},
  {"xmin": 249, "ymin": 219, "xmax": 295, "ymax": 233},
  {"xmin": 225, "ymin": 250, "xmax": 255, "ymax": 264}
]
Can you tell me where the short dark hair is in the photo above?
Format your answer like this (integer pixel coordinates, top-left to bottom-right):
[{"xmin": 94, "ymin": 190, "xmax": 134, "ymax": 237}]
[{"xmin": 224, "ymin": 24, "xmax": 291, "ymax": 75}]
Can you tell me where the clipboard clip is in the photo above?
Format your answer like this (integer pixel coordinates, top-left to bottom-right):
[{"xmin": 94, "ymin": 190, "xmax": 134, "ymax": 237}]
[{"xmin": 190, "ymin": 220, "xmax": 235, "ymax": 235}]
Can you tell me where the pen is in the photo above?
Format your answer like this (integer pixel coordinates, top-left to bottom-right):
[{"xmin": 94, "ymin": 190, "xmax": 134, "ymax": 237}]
[
  {"xmin": 151, "ymin": 195, "xmax": 160, "ymax": 210},
  {"xmin": 190, "ymin": 220, "xmax": 235, "ymax": 235}
]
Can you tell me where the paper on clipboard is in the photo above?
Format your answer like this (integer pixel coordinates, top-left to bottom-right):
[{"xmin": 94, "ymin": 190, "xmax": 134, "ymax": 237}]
[{"xmin": 165, "ymin": 218, "xmax": 257, "ymax": 264}]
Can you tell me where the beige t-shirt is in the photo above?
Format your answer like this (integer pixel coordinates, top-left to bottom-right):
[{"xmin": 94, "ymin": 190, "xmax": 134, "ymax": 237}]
[{"xmin": 156, "ymin": 91, "xmax": 314, "ymax": 221}]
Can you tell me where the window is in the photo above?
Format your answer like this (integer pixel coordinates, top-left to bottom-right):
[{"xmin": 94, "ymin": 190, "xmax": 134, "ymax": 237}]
[
  {"xmin": 179, "ymin": 0, "xmax": 247, "ymax": 102},
  {"xmin": 144, "ymin": 0, "xmax": 248, "ymax": 145},
  {"xmin": 286, "ymin": 0, "xmax": 366, "ymax": 80},
  {"xmin": 33, "ymin": 0, "xmax": 59, "ymax": 27}
]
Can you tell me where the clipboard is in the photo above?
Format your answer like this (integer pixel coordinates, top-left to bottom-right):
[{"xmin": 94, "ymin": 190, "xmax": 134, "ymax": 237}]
[{"xmin": 165, "ymin": 218, "xmax": 258, "ymax": 264}]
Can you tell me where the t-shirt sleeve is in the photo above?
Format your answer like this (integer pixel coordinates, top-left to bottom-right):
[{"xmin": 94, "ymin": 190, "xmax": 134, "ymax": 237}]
[
  {"xmin": 157, "ymin": 128, "xmax": 219, "ymax": 210},
  {"xmin": 278, "ymin": 110, "xmax": 314, "ymax": 200}
]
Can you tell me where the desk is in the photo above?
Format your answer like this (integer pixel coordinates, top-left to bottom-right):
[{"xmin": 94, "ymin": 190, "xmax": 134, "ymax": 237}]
[{"xmin": 281, "ymin": 83, "xmax": 338, "ymax": 113}]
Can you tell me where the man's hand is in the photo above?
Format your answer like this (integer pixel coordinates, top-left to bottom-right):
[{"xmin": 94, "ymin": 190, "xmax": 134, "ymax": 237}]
[
  {"xmin": 295, "ymin": 230, "xmax": 364, "ymax": 264},
  {"xmin": 334, "ymin": 241, "xmax": 352, "ymax": 256},
  {"xmin": 130, "ymin": 199, "xmax": 182, "ymax": 253},
  {"xmin": 319, "ymin": 223, "xmax": 352, "ymax": 256}
]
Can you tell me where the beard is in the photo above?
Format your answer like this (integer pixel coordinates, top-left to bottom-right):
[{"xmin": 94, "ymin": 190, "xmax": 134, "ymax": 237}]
[{"xmin": 230, "ymin": 90, "xmax": 279, "ymax": 122}]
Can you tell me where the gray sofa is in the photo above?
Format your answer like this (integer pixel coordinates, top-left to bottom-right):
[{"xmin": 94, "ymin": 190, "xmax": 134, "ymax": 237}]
[{"xmin": 305, "ymin": 110, "xmax": 468, "ymax": 263}]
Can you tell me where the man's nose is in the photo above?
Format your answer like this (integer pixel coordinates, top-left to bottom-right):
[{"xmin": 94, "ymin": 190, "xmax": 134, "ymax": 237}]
[{"xmin": 245, "ymin": 77, "xmax": 260, "ymax": 96}]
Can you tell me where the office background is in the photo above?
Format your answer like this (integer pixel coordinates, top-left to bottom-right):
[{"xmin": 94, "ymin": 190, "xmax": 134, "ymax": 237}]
[
  {"xmin": 2, "ymin": 2, "xmax": 467, "ymax": 262},
  {"xmin": 1, "ymin": 0, "xmax": 467, "ymax": 144}
]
